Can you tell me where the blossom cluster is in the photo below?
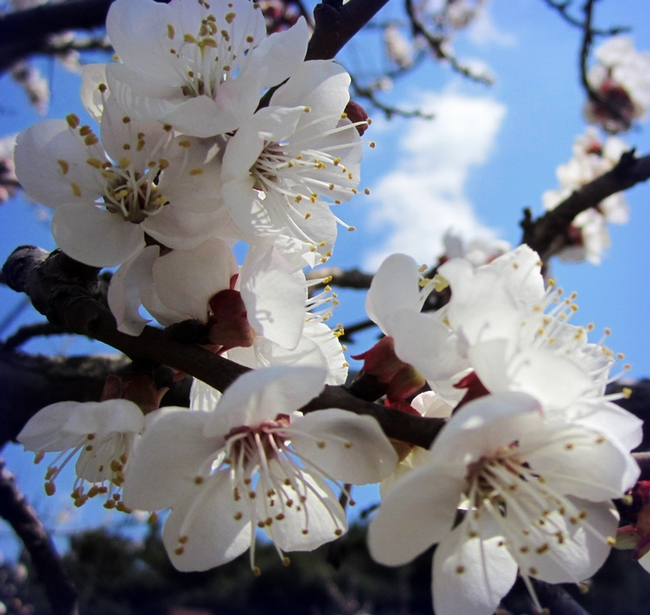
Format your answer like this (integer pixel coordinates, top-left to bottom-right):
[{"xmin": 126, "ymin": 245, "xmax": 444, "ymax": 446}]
[
  {"xmin": 15, "ymin": 0, "xmax": 388, "ymax": 574},
  {"xmin": 585, "ymin": 35, "xmax": 650, "ymax": 133},
  {"xmin": 10, "ymin": 0, "xmax": 646, "ymax": 612},
  {"xmin": 543, "ymin": 127, "xmax": 629, "ymax": 264},
  {"xmin": 363, "ymin": 245, "xmax": 641, "ymax": 615}
]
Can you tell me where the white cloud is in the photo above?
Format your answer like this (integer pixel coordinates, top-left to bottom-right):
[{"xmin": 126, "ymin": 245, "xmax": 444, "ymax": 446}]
[
  {"xmin": 467, "ymin": 7, "xmax": 518, "ymax": 47},
  {"xmin": 363, "ymin": 89, "xmax": 507, "ymax": 270}
]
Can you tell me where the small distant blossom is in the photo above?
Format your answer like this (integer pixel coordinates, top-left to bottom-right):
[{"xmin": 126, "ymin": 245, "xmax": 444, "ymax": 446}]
[
  {"xmin": 440, "ymin": 231, "xmax": 510, "ymax": 267},
  {"xmin": 222, "ymin": 60, "xmax": 367, "ymax": 267},
  {"xmin": 11, "ymin": 61, "xmax": 49, "ymax": 114},
  {"xmin": 0, "ymin": 134, "xmax": 18, "ymax": 204},
  {"xmin": 585, "ymin": 36, "xmax": 650, "ymax": 133},
  {"xmin": 369, "ymin": 391, "xmax": 638, "ymax": 615},
  {"xmin": 384, "ymin": 24, "xmax": 414, "ymax": 69},
  {"xmin": 123, "ymin": 366, "xmax": 398, "ymax": 572},
  {"xmin": 543, "ymin": 127, "xmax": 629, "ymax": 264},
  {"xmin": 14, "ymin": 94, "xmax": 226, "ymax": 267},
  {"xmin": 105, "ymin": 0, "xmax": 310, "ymax": 137}
]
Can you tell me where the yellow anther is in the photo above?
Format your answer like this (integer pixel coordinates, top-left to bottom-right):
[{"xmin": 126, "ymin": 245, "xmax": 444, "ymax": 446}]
[
  {"xmin": 225, "ymin": 11, "xmax": 236, "ymax": 23},
  {"xmin": 44, "ymin": 482, "xmax": 56, "ymax": 496},
  {"xmin": 189, "ymin": 168, "xmax": 204, "ymax": 175},
  {"xmin": 66, "ymin": 114, "xmax": 80, "ymax": 129},
  {"xmin": 70, "ymin": 182, "xmax": 82, "ymax": 197},
  {"xmin": 98, "ymin": 83, "xmax": 107, "ymax": 93},
  {"xmin": 119, "ymin": 156, "xmax": 131, "ymax": 169},
  {"xmin": 433, "ymin": 274, "xmax": 449, "ymax": 292},
  {"xmin": 57, "ymin": 159, "xmax": 69, "ymax": 175},
  {"xmin": 623, "ymin": 387, "xmax": 632, "ymax": 399},
  {"xmin": 183, "ymin": 33, "xmax": 196, "ymax": 43},
  {"xmin": 84, "ymin": 134, "xmax": 99, "ymax": 146},
  {"xmin": 86, "ymin": 157, "xmax": 102, "ymax": 169}
]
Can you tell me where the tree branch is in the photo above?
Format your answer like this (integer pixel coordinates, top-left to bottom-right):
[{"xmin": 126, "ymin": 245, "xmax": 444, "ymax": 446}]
[
  {"xmin": 0, "ymin": 457, "xmax": 79, "ymax": 615},
  {"xmin": 306, "ymin": 0, "xmax": 391, "ymax": 61},
  {"xmin": 2, "ymin": 246, "xmax": 446, "ymax": 449},
  {"xmin": 520, "ymin": 150, "xmax": 650, "ymax": 261},
  {"xmin": 0, "ymin": 0, "xmax": 114, "ymax": 73}
]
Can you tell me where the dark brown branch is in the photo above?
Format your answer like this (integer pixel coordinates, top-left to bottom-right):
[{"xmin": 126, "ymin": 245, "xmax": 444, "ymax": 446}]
[
  {"xmin": 0, "ymin": 0, "xmax": 114, "ymax": 73},
  {"xmin": 306, "ymin": 0, "xmax": 390, "ymax": 61},
  {"xmin": 2, "ymin": 247, "xmax": 446, "ymax": 448},
  {"xmin": 307, "ymin": 266, "xmax": 374, "ymax": 289},
  {"xmin": 0, "ymin": 457, "xmax": 79, "ymax": 615},
  {"xmin": 0, "ymin": 348, "xmax": 192, "ymax": 447},
  {"xmin": 521, "ymin": 150, "xmax": 650, "ymax": 260}
]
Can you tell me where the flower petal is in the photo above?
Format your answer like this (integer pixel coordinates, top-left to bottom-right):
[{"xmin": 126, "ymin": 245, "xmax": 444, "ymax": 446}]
[
  {"xmin": 368, "ymin": 463, "xmax": 464, "ymax": 566},
  {"xmin": 162, "ymin": 470, "xmax": 252, "ymax": 571},
  {"xmin": 432, "ymin": 521, "xmax": 517, "ymax": 615},
  {"xmin": 290, "ymin": 409, "xmax": 398, "ymax": 484}
]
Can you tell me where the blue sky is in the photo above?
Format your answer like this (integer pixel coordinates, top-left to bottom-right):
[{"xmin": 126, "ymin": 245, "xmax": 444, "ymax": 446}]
[{"xmin": 1, "ymin": 0, "xmax": 650, "ymax": 561}]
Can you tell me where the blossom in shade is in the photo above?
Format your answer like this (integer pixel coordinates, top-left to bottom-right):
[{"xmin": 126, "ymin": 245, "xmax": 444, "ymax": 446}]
[
  {"xmin": 18, "ymin": 399, "xmax": 146, "ymax": 511},
  {"xmin": 14, "ymin": 94, "xmax": 226, "ymax": 267},
  {"xmin": 105, "ymin": 0, "xmax": 309, "ymax": 137},
  {"xmin": 123, "ymin": 366, "xmax": 398, "ymax": 572},
  {"xmin": 221, "ymin": 60, "xmax": 367, "ymax": 266},
  {"xmin": 368, "ymin": 391, "xmax": 638, "ymax": 615}
]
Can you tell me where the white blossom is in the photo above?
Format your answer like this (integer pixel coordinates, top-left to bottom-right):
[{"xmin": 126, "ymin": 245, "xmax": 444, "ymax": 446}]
[
  {"xmin": 123, "ymin": 366, "xmax": 398, "ymax": 572},
  {"xmin": 369, "ymin": 391, "xmax": 638, "ymax": 615},
  {"xmin": 14, "ymin": 95, "xmax": 226, "ymax": 267},
  {"xmin": 105, "ymin": 0, "xmax": 309, "ymax": 137},
  {"xmin": 221, "ymin": 60, "xmax": 366, "ymax": 267}
]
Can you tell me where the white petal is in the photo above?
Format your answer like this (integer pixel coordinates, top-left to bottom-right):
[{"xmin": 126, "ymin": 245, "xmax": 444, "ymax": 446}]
[
  {"xmin": 108, "ymin": 245, "xmax": 159, "ymax": 336},
  {"xmin": 203, "ymin": 366, "xmax": 327, "ymax": 438},
  {"xmin": 262, "ymin": 463, "xmax": 347, "ymax": 552},
  {"xmin": 123, "ymin": 408, "xmax": 218, "ymax": 511},
  {"xmin": 189, "ymin": 379, "xmax": 222, "ymax": 412},
  {"xmin": 392, "ymin": 310, "xmax": 468, "ymax": 384},
  {"xmin": 152, "ymin": 238, "xmax": 237, "ymax": 322},
  {"xmin": 15, "ymin": 119, "xmax": 103, "ymax": 208},
  {"xmin": 366, "ymin": 254, "xmax": 422, "ymax": 335},
  {"xmin": 271, "ymin": 60, "xmax": 350, "ymax": 128},
  {"xmin": 432, "ymin": 522, "xmax": 517, "ymax": 615},
  {"xmin": 252, "ymin": 18, "xmax": 309, "ymax": 90},
  {"xmin": 510, "ymin": 499, "xmax": 618, "ymax": 584},
  {"xmin": 523, "ymin": 424, "xmax": 639, "ymax": 499},
  {"xmin": 290, "ymin": 410, "xmax": 397, "ymax": 484},
  {"xmin": 368, "ymin": 463, "xmax": 464, "ymax": 566},
  {"xmin": 18, "ymin": 401, "xmax": 82, "ymax": 452},
  {"xmin": 62, "ymin": 399, "xmax": 144, "ymax": 437},
  {"xmin": 52, "ymin": 204, "xmax": 145, "ymax": 267},
  {"xmin": 162, "ymin": 471, "xmax": 252, "ymax": 571},
  {"xmin": 240, "ymin": 245, "xmax": 306, "ymax": 349}
]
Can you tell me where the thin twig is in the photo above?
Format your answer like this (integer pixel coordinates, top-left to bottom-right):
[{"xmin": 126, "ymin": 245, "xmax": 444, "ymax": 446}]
[
  {"xmin": 350, "ymin": 74, "xmax": 435, "ymax": 120},
  {"xmin": 404, "ymin": 0, "xmax": 492, "ymax": 85},
  {"xmin": 541, "ymin": 0, "xmax": 628, "ymax": 35},
  {"xmin": 3, "ymin": 321, "xmax": 70, "ymax": 351}
]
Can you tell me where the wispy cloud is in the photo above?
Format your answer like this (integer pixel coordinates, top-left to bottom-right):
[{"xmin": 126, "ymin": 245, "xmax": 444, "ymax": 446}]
[
  {"xmin": 467, "ymin": 7, "xmax": 518, "ymax": 47},
  {"xmin": 363, "ymin": 89, "xmax": 507, "ymax": 270}
]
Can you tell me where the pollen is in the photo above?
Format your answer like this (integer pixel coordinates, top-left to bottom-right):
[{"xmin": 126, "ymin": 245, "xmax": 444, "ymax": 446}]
[
  {"xmin": 455, "ymin": 565, "xmax": 465, "ymax": 574},
  {"xmin": 70, "ymin": 182, "xmax": 82, "ymax": 197},
  {"xmin": 225, "ymin": 11, "xmax": 236, "ymax": 22},
  {"xmin": 57, "ymin": 159, "xmax": 69, "ymax": 175}
]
